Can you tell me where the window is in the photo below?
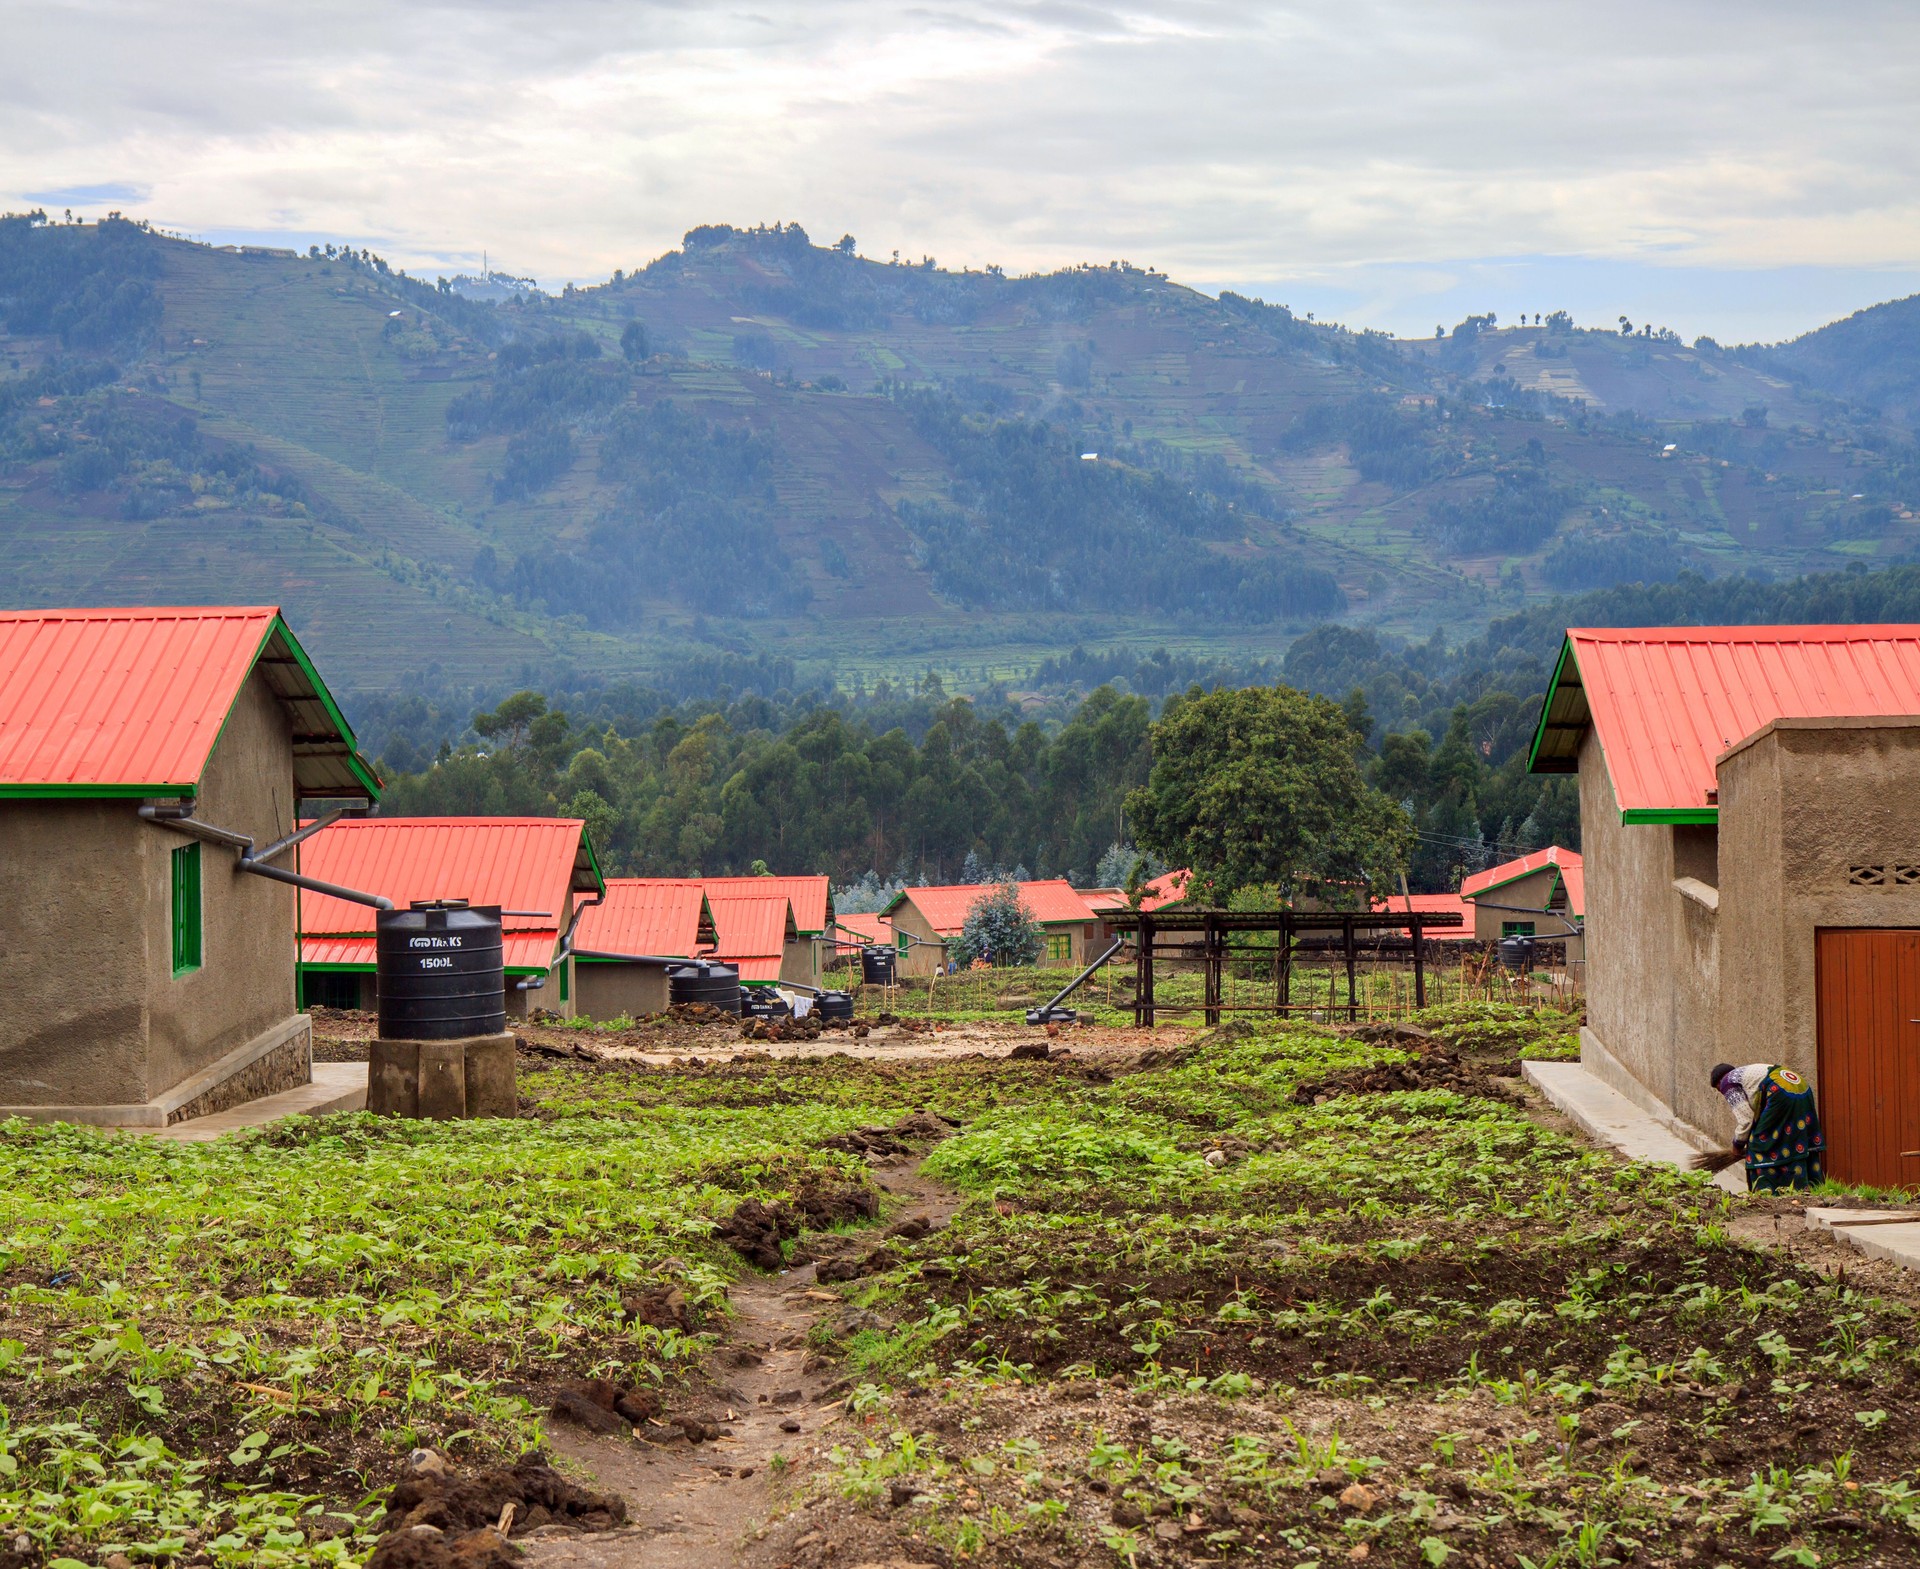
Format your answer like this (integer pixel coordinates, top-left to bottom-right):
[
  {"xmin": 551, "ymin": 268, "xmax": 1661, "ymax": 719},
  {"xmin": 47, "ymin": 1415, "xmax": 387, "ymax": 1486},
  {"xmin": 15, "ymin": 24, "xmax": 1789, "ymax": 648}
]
[
  {"xmin": 1046, "ymin": 932, "xmax": 1071, "ymax": 964},
  {"xmin": 1501, "ymin": 920, "xmax": 1536, "ymax": 939},
  {"xmin": 170, "ymin": 842, "xmax": 202, "ymax": 975},
  {"xmin": 896, "ymin": 930, "xmax": 910, "ymax": 956},
  {"xmin": 559, "ymin": 962, "xmax": 570, "ymax": 1004}
]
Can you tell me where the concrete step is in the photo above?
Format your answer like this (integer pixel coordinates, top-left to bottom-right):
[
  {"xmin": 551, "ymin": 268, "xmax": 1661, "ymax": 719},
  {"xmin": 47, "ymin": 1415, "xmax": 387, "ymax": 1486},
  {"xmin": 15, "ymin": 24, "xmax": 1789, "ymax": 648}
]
[
  {"xmin": 1523, "ymin": 1059, "xmax": 1747, "ymax": 1192},
  {"xmin": 1805, "ymin": 1207, "xmax": 1920, "ymax": 1268},
  {"xmin": 145, "ymin": 1063, "xmax": 368, "ymax": 1142}
]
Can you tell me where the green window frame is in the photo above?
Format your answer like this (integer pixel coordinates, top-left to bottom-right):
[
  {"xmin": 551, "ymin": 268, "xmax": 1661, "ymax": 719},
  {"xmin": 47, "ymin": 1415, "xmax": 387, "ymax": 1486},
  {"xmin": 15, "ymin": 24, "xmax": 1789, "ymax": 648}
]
[
  {"xmin": 559, "ymin": 962, "xmax": 570, "ymax": 1004},
  {"xmin": 1500, "ymin": 920, "xmax": 1536, "ymax": 939},
  {"xmin": 896, "ymin": 930, "xmax": 910, "ymax": 956},
  {"xmin": 170, "ymin": 842, "xmax": 202, "ymax": 976},
  {"xmin": 1046, "ymin": 932, "xmax": 1071, "ymax": 964}
]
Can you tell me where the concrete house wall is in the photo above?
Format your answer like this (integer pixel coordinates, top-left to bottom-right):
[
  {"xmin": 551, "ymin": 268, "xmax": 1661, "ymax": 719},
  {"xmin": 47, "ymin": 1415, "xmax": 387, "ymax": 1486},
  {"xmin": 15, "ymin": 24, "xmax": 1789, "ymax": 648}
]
[
  {"xmin": 574, "ymin": 960, "xmax": 671, "ymax": 1020},
  {"xmin": 1580, "ymin": 715, "xmax": 1920, "ymax": 1146},
  {"xmin": 0, "ymin": 667, "xmax": 310, "ymax": 1119},
  {"xmin": 890, "ymin": 901, "xmax": 945, "ymax": 976}
]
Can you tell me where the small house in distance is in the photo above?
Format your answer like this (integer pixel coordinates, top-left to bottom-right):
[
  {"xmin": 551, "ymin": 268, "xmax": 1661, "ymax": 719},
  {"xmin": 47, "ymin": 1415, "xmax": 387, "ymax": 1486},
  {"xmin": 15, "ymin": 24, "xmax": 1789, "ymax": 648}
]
[
  {"xmin": 1459, "ymin": 847, "xmax": 1585, "ymax": 963},
  {"xmin": 698, "ymin": 874, "xmax": 832, "ymax": 984},
  {"xmin": 1531, "ymin": 624, "xmax": 1920, "ymax": 1185},
  {"xmin": 296, "ymin": 817, "xmax": 604, "ymax": 1017},
  {"xmin": 883, "ymin": 880, "xmax": 1104, "ymax": 975},
  {"xmin": 0, "ymin": 606, "xmax": 378, "ymax": 1125},
  {"xmin": 573, "ymin": 879, "xmax": 717, "ymax": 1018},
  {"xmin": 705, "ymin": 889, "xmax": 805, "ymax": 987}
]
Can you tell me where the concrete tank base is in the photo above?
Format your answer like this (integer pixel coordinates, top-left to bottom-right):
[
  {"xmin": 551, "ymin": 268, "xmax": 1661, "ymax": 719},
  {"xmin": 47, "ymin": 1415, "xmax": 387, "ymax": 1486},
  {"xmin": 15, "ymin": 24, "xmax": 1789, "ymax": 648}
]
[{"xmin": 369, "ymin": 1033, "xmax": 517, "ymax": 1119}]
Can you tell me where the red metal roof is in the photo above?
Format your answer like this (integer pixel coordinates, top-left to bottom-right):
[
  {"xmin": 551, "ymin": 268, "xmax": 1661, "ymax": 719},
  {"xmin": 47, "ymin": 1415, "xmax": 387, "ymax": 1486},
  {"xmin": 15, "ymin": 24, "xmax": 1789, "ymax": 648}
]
[
  {"xmin": 300, "ymin": 931, "xmax": 562, "ymax": 973},
  {"xmin": 576, "ymin": 879, "xmax": 715, "ymax": 959},
  {"xmin": 0, "ymin": 605, "xmax": 376, "ymax": 798},
  {"xmin": 698, "ymin": 875, "xmax": 830, "ymax": 933},
  {"xmin": 705, "ymin": 891, "xmax": 797, "ymax": 971},
  {"xmin": 883, "ymin": 879, "xmax": 1103, "ymax": 935},
  {"xmin": 296, "ymin": 818, "xmax": 602, "ymax": 940},
  {"xmin": 1371, "ymin": 891, "xmax": 1475, "ymax": 938},
  {"xmin": 1531, "ymin": 625, "xmax": 1920, "ymax": 820},
  {"xmin": 1140, "ymin": 868, "xmax": 1193, "ymax": 911},
  {"xmin": 833, "ymin": 912, "xmax": 892, "ymax": 946},
  {"xmin": 1460, "ymin": 846, "xmax": 1581, "ymax": 900}
]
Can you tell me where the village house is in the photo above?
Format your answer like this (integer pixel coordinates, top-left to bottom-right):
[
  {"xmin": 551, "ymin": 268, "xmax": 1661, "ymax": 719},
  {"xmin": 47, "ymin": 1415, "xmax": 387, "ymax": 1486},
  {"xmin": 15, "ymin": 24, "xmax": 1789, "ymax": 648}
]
[
  {"xmin": 1459, "ymin": 846, "xmax": 1585, "ymax": 963},
  {"xmin": 572, "ymin": 879, "xmax": 717, "ymax": 1018},
  {"xmin": 0, "ymin": 606, "xmax": 378, "ymax": 1125},
  {"xmin": 697, "ymin": 874, "xmax": 832, "ymax": 984},
  {"xmin": 705, "ymin": 888, "xmax": 803, "ymax": 988},
  {"xmin": 296, "ymin": 817, "xmax": 603, "ymax": 1018},
  {"xmin": 1530, "ymin": 624, "xmax": 1920, "ymax": 1186},
  {"xmin": 883, "ymin": 880, "xmax": 1105, "ymax": 976}
]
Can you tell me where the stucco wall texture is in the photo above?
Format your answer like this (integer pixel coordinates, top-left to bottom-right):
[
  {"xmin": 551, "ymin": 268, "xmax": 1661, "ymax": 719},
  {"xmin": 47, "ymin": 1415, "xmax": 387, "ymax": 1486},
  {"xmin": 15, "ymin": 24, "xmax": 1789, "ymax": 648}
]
[
  {"xmin": 1581, "ymin": 714, "xmax": 1920, "ymax": 1147},
  {"xmin": 0, "ymin": 668, "xmax": 304, "ymax": 1109},
  {"xmin": 573, "ymin": 961, "xmax": 670, "ymax": 1021}
]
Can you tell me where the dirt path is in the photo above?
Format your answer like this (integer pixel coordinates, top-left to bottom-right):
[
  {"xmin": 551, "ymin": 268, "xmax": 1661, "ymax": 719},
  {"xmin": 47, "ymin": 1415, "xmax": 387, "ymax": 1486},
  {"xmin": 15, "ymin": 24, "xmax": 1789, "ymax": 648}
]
[{"xmin": 519, "ymin": 1159, "xmax": 962, "ymax": 1568}]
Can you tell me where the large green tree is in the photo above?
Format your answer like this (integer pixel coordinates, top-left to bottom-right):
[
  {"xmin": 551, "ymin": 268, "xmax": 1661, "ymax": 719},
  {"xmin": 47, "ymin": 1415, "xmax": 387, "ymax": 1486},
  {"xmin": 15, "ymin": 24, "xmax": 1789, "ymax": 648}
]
[{"xmin": 1126, "ymin": 685, "xmax": 1412, "ymax": 904}]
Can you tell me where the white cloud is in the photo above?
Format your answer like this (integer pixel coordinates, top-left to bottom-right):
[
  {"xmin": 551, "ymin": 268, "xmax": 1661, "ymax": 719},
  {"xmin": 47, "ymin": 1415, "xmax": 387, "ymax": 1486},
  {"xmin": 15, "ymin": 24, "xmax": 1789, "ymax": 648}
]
[{"xmin": 2, "ymin": 0, "xmax": 1916, "ymax": 338}]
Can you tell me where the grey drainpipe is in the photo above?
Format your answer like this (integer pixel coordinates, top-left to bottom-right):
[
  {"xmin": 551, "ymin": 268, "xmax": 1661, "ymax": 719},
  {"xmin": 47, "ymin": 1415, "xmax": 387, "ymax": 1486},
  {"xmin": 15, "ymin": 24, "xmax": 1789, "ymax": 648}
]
[
  {"xmin": 515, "ymin": 892, "xmax": 603, "ymax": 992},
  {"xmin": 1467, "ymin": 898, "xmax": 1582, "ymax": 939},
  {"xmin": 138, "ymin": 803, "xmax": 393, "ymax": 909}
]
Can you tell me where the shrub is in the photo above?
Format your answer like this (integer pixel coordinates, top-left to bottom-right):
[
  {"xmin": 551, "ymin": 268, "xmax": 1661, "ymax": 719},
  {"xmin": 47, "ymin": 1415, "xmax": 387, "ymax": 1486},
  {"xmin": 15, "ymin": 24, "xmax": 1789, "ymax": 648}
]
[{"xmin": 950, "ymin": 883, "xmax": 1043, "ymax": 968}]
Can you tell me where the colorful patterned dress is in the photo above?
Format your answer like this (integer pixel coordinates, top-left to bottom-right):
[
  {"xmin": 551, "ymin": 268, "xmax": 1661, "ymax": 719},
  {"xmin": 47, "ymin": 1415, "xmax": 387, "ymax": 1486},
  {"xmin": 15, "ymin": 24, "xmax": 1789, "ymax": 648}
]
[{"xmin": 1723, "ymin": 1064, "xmax": 1825, "ymax": 1192}]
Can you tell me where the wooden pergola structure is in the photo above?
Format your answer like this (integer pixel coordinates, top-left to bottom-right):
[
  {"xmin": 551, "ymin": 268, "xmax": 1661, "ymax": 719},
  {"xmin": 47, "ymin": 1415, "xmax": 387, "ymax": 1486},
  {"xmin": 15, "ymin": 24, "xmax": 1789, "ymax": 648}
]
[{"xmin": 1107, "ymin": 907, "xmax": 1464, "ymax": 1026}]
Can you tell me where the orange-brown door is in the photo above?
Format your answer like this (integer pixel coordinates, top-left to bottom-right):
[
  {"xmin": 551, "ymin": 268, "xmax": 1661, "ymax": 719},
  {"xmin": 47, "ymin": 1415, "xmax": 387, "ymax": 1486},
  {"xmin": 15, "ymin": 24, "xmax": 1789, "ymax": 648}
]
[{"xmin": 1815, "ymin": 928, "xmax": 1920, "ymax": 1189}]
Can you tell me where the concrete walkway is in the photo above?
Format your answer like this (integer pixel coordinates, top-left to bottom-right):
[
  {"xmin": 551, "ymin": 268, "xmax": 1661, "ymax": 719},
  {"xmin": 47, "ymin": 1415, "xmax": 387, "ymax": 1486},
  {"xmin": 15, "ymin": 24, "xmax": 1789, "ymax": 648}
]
[
  {"xmin": 145, "ymin": 1063, "xmax": 368, "ymax": 1142},
  {"xmin": 1523, "ymin": 1059, "xmax": 1747, "ymax": 1193},
  {"xmin": 1805, "ymin": 1207, "xmax": 1920, "ymax": 1268}
]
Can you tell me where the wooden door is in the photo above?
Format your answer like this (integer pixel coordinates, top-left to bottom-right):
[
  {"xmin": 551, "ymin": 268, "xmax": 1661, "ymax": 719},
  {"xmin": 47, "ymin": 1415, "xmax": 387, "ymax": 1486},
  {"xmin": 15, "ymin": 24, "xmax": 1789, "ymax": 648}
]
[{"xmin": 1815, "ymin": 929, "xmax": 1920, "ymax": 1188}]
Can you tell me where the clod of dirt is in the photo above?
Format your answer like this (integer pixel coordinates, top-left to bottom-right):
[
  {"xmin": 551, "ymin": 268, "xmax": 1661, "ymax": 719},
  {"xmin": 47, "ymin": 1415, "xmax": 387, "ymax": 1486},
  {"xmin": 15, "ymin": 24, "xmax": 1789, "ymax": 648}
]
[
  {"xmin": 677, "ymin": 1416, "xmax": 725, "ymax": 1443},
  {"xmin": 366, "ymin": 1525, "xmax": 519, "ymax": 1569},
  {"xmin": 408, "ymin": 1447, "xmax": 452, "ymax": 1479},
  {"xmin": 822, "ymin": 1125, "xmax": 911, "ymax": 1158},
  {"xmin": 719, "ymin": 1179, "xmax": 881, "ymax": 1269},
  {"xmin": 1291, "ymin": 1042, "xmax": 1520, "ymax": 1104},
  {"xmin": 891, "ymin": 1110, "xmax": 959, "ymax": 1139},
  {"xmin": 550, "ymin": 1388, "xmax": 628, "ymax": 1436},
  {"xmin": 1111, "ymin": 1499, "xmax": 1147, "ymax": 1527},
  {"xmin": 741, "ymin": 1015, "xmax": 825, "ymax": 1043},
  {"xmin": 369, "ymin": 1457, "xmax": 626, "ymax": 1566},
  {"xmin": 887, "ymin": 1215, "xmax": 933, "ymax": 1240},
  {"xmin": 1339, "ymin": 1482, "xmax": 1377, "ymax": 1512},
  {"xmin": 620, "ymin": 1285, "xmax": 690, "ymax": 1332},
  {"xmin": 1006, "ymin": 1041, "xmax": 1051, "ymax": 1061}
]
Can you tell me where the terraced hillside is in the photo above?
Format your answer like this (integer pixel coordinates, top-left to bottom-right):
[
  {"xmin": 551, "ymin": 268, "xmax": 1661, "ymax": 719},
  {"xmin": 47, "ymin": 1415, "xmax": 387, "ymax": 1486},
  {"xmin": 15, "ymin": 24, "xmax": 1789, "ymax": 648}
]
[{"xmin": 2, "ymin": 215, "xmax": 1916, "ymax": 691}]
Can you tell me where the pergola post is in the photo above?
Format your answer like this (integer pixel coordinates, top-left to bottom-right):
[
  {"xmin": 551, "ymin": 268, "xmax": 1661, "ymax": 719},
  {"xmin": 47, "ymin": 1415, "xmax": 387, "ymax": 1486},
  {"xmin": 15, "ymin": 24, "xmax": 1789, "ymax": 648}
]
[
  {"xmin": 1203, "ymin": 914, "xmax": 1222, "ymax": 1026},
  {"xmin": 1344, "ymin": 915, "xmax": 1358, "ymax": 1022},
  {"xmin": 1411, "ymin": 917, "xmax": 1426, "ymax": 1009},
  {"xmin": 1139, "ymin": 915, "xmax": 1155, "ymax": 1028}
]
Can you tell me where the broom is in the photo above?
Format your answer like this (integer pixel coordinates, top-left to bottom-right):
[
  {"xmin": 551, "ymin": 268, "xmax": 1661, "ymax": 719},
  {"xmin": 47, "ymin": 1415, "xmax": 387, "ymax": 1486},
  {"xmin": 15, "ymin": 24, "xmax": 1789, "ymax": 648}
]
[{"xmin": 1687, "ymin": 1148, "xmax": 1743, "ymax": 1173}]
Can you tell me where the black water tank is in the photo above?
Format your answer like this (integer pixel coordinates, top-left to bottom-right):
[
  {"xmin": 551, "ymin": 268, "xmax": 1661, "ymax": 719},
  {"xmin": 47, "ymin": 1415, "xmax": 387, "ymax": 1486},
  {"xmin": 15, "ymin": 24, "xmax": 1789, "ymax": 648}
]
[
  {"xmin": 742, "ymin": 987, "xmax": 790, "ymax": 1019},
  {"xmin": 816, "ymin": 991, "xmax": 854, "ymax": 1023},
  {"xmin": 377, "ymin": 900, "xmax": 506, "ymax": 1040},
  {"xmin": 861, "ymin": 944, "xmax": 896, "ymax": 985},
  {"xmin": 1498, "ymin": 935, "xmax": 1536, "ymax": 974},
  {"xmin": 668, "ymin": 959, "xmax": 742, "ymax": 1014}
]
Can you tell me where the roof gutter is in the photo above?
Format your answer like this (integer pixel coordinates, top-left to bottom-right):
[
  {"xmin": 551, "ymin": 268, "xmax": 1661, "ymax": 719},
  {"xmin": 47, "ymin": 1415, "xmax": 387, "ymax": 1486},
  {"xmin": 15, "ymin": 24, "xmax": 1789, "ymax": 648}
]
[{"xmin": 139, "ymin": 802, "xmax": 393, "ymax": 909}]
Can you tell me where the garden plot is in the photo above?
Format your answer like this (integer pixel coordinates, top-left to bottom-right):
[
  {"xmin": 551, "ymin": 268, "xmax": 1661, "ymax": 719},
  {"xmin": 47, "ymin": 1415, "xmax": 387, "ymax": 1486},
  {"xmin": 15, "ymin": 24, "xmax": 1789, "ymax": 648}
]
[{"xmin": 6, "ymin": 1008, "xmax": 1920, "ymax": 1569}]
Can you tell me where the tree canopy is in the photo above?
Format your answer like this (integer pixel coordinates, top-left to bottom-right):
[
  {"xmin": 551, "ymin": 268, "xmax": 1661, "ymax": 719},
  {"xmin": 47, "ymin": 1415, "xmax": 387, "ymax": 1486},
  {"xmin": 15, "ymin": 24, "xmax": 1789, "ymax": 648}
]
[{"xmin": 1126, "ymin": 685, "xmax": 1412, "ymax": 904}]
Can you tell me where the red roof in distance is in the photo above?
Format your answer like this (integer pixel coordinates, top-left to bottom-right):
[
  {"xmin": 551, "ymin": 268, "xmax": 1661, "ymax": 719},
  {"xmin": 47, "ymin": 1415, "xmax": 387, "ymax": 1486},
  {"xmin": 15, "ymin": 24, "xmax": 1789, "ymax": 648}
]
[
  {"xmin": 1531, "ymin": 625, "xmax": 1920, "ymax": 819},
  {"xmin": 883, "ymin": 879, "xmax": 1103, "ymax": 934},
  {"xmin": 0, "ymin": 605, "xmax": 375, "ymax": 799},
  {"xmin": 705, "ymin": 891, "xmax": 797, "ymax": 977},
  {"xmin": 296, "ymin": 817, "xmax": 603, "ymax": 938},
  {"xmin": 697, "ymin": 875, "xmax": 830, "ymax": 933},
  {"xmin": 576, "ymin": 879, "xmax": 716, "ymax": 960},
  {"xmin": 833, "ymin": 912, "xmax": 892, "ymax": 946},
  {"xmin": 1460, "ymin": 846, "xmax": 1581, "ymax": 901},
  {"xmin": 1371, "ymin": 890, "xmax": 1475, "ymax": 938}
]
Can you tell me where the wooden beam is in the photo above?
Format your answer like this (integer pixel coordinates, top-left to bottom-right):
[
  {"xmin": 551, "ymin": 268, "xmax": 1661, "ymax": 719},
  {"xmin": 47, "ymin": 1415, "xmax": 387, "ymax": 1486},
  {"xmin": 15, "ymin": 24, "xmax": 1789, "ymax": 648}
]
[{"xmin": 1411, "ymin": 917, "xmax": 1426, "ymax": 1009}]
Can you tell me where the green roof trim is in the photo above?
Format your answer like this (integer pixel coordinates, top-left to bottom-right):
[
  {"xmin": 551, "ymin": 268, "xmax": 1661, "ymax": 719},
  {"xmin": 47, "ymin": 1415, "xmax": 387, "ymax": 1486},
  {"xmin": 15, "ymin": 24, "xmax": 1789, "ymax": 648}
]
[
  {"xmin": 577, "ymin": 830, "xmax": 607, "ymax": 898},
  {"xmin": 1621, "ymin": 807, "xmax": 1719, "ymax": 825},
  {"xmin": 297, "ymin": 961, "xmax": 375, "ymax": 973},
  {"xmin": 269, "ymin": 615, "xmax": 382, "ymax": 801},
  {"xmin": 1526, "ymin": 635, "xmax": 1583, "ymax": 775},
  {"xmin": 0, "ymin": 782, "xmax": 194, "ymax": 799}
]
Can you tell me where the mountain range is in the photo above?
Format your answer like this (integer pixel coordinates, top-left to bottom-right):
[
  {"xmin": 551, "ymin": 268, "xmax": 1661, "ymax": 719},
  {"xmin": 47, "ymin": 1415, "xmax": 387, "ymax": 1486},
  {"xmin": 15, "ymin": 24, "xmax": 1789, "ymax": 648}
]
[{"xmin": 2, "ymin": 213, "xmax": 1917, "ymax": 695}]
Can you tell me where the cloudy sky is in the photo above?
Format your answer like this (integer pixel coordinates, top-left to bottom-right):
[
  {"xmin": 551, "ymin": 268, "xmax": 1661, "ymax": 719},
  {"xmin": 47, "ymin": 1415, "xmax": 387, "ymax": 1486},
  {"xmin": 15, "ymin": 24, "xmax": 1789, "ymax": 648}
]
[{"xmin": 5, "ymin": 0, "xmax": 1917, "ymax": 342}]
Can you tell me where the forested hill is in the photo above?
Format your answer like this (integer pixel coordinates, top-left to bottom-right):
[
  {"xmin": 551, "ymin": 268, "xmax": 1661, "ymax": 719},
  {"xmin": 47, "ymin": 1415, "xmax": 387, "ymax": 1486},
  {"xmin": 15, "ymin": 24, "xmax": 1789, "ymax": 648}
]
[
  {"xmin": 370, "ymin": 559, "xmax": 1920, "ymax": 895},
  {"xmin": 2, "ymin": 211, "xmax": 1918, "ymax": 696}
]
